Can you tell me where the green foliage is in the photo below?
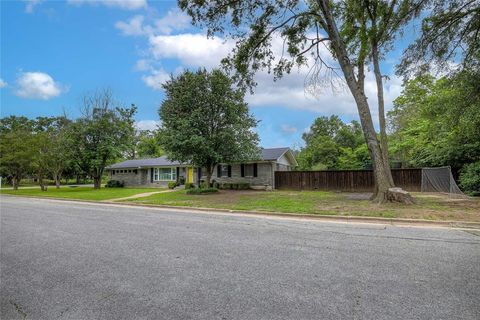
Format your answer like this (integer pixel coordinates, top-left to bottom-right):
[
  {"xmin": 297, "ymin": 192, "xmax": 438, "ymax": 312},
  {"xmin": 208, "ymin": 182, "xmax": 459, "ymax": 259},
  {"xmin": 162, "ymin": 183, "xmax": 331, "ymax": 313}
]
[
  {"xmin": 184, "ymin": 182, "xmax": 195, "ymax": 190},
  {"xmin": 219, "ymin": 182, "xmax": 250, "ymax": 190},
  {"xmin": 186, "ymin": 187, "xmax": 219, "ymax": 195},
  {"xmin": 459, "ymin": 162, "xmax": 480, "ymax": 196},
  {"xmin": 106, "ymin": 180, "xmax": 124, "ymax": 188},
  {"xmin": 388, "ymin": 71, "xmax": 480, "ymax": 169},
  {"xmin": 167, "ymin": 181, "xmax": 177, "ymax": 189},
  {"xmin": 297, "ymin": 116, "xmax": 368, "ymax": 170},
  {"xmin": 398, "ymin": 0, "xmax": 480, "ymax": 77},
  {"xmin": 159, "ymin": 69, "xmax": 259, "ymax": 185},
  {"xmin": 69, "ymin": 90, "xmax": 137, "ymax": 188},
  {"xmin": 135, "ymin": 130, "xmax": 164, "ymax": 159}
]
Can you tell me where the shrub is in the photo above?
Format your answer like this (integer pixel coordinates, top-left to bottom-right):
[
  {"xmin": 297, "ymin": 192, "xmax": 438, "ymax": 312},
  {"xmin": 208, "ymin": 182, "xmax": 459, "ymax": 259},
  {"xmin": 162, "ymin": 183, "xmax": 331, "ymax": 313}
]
[
  {"xmin": 237, "ymin": 183, "xmax": 250, "ymax": 190},
  {"xmin": 178, "ymin": 176, "xmax": 185, "ymax": 185},
  {"xmin": 185, "ymin": 182, "xmax": 195, "ymax": 190},
  {"xmin": 213, "ymin": 182, "xmax": 220, "ymax": 189},
  {"xmin": 186, "ymin": 187, "xmax": 219, "ymax": 195},
  {"xmin": 168, "ymin": 181, "xmax": 177, "ymax": 189},
  {"xmin": 460, "ymin": 162, "xmax": 480, "ymax": 196},
  {"xmin": 106, "ymin": 180, "xmax": 124, "ymax": 188}
]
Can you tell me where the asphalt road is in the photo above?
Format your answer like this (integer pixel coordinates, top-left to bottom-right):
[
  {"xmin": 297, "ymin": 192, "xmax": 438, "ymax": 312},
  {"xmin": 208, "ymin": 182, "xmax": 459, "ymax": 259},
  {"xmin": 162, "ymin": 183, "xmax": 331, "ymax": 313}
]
[{"xmin": 1, "ymin": 196, "xmax": 479, "ymax": 320}]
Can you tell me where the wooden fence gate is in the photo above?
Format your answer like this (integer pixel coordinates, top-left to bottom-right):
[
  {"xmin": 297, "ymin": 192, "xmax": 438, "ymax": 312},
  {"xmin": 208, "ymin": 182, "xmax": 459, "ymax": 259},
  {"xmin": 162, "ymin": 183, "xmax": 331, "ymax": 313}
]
[{"xmin": 274, "ymin": 169, "xmax": 422, "ymax": 192}]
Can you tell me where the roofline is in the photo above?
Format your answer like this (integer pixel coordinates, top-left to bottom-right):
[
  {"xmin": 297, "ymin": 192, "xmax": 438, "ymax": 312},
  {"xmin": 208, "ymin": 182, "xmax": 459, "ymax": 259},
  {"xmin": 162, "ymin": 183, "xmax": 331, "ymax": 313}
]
[{"xmin": 273, "ymin": 148, "xmax": 298, "ymax": 167}]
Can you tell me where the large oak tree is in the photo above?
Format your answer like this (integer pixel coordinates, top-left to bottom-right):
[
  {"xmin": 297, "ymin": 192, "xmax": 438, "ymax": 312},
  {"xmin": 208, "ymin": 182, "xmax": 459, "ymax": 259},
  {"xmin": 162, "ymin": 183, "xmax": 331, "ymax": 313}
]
[{"xmin": 179, "ymin": 0, "xmax": 422, "ymax": 203}]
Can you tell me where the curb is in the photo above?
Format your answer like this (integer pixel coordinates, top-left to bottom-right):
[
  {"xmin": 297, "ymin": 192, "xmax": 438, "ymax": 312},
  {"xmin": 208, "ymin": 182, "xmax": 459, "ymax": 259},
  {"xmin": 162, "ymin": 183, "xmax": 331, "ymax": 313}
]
[{"xmin": 2, "ymin": 193, "xmax": 480, "ymax": 230}]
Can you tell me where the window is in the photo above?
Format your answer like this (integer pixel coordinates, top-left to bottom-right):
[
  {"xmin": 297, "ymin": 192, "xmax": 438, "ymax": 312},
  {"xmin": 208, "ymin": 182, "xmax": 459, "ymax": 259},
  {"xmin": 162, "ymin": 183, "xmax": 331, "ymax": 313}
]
[
  {"xmin": 220, "ymin": 165, "xmax": 229, "ymax": 177},
  {"xmin": 244, "ymin": 164, "xmax": 254, "ymax": 177},
  {"xmin": 153, "ymin": 167, "xmax": 176, "ymax": 181}
]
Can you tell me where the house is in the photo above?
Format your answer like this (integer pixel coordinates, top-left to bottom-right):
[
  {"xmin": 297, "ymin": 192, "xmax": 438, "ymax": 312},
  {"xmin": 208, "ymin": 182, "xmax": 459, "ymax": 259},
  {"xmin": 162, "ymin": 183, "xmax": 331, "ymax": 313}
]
[{"xmin": 105, "ymin": 147, "xmax": 297, "ymax": 189}]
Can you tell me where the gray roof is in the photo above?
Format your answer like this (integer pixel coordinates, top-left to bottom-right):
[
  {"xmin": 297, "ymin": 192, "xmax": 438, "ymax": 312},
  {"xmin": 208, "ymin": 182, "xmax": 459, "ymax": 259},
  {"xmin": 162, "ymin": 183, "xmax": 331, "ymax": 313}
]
[
  {"xmin": 261, "ymin": 147, "xmax": 290, "ymax": 161},
  {"xmin": 106, "ymin": 156, "xmax": 184, "ymax": 169},
  {"xmin": 107, "ymin": 147, "xmax": 294, "ymax": 169}
]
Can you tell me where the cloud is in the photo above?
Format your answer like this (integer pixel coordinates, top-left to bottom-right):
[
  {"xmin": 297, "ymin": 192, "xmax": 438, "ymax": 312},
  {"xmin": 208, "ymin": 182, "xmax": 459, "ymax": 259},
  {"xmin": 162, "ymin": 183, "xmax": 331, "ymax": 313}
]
[
  {"xmin": 24, "ymin": 0, "xmax": 44, "ymax": 13},
  {"xmin": 148, "ymin": 33, "xmax": 234, "ymax": 68},
  {"xmin": 280, "ymin": 124, "xmax": 298, "ymax": 134},
  {"xmin": 67, "ymin": 0, "xmax": 147, "ymax": 10},
  {"xmin": 141, "ymin": 68, "xmax": 170, "ymax": 90},
  {"xmin": 135, "ymin": 120, "xmax": 160, "ymax": 131},
  {"xmin": 115, "ymin": 15, "xmax": 146, "ymax": 36},
  {"xmin": 153, "ymin": 9, "xmax": 190, "ymax": 34},
  {"xmin": 0, "ymin": 78, "xmax": 7, "ymax": 88},
  {"xmin": 14, "ymin": 72, "xmax": 66, "ymax": 100}
]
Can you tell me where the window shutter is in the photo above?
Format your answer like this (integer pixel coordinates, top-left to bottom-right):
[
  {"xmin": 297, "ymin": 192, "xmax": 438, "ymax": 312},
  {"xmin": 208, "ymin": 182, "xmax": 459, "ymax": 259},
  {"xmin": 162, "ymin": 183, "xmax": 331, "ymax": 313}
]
[
  {"xmin": 240, "ymin": 164, "xmax": 245, "ymax": 177},
  {"xmin": 228, "ymin": 165, "xmax": 232, "ymax": 177},
  {"xmin": 217, "ymin": 165, "xmax": 221, "ymax": 177},
  {"xmin": 150, "ymin": 168, "xmax": 153, "ymax": 182},
  {"xmin": 253, "ymin": 163, "xmax": 258, "ymax": 177}
]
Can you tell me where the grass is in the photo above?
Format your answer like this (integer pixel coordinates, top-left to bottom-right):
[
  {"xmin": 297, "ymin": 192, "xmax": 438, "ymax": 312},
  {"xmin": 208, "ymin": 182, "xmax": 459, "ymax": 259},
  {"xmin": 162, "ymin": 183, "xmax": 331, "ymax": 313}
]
[
  {"xmin": 2, "ymin": 186, "xmax": 479, "ymax": 222},
  {"xmin": 0, "ymin": 186, "xmax": 162, "ymax": 201},
  {"xmin": 125, "ymin": 190, "xmax": 480, "ymax": 222}
]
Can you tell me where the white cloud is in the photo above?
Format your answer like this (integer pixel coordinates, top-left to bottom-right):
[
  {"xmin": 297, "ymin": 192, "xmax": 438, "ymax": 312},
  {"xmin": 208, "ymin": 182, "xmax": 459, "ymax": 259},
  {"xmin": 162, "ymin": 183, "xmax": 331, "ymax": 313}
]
[
  {"xmin": 141, "ymin": 68, "xmax": 170, "ymax": 90},
  {"xmin": 134, "ymin": 59, "xmax": 151, "ymax": 71},
  {"xmin": 135, "ymin": 120, "xmax": 160, "ymax": 131},
  {"xmin": 115, "ymin": 15, "xmax": 146, "ymax": 36},
  {"xmin": 153, "ymin": 9, "xmax": 190, "ymax": 34},
  {"xmin": 148, "ymin": 33, "xmax": 234, "ymax": 68},
  {"xmin": 24, "ymin": 0, "xmax": 44, "ymax": 13},
  {"xmin": 281, "ymin": 124, "xmax": 298, "ymax": 134},
  {"xmin": 0, "ymin": 78, "xmax": 7, "ymax": 88},
  {"xmin": 14, "ymin": 72, "xmax": 66, "ymax": 100},
  {"xmin": 67, "ymin": 0, "xmax": 147, "ymax": 10}
]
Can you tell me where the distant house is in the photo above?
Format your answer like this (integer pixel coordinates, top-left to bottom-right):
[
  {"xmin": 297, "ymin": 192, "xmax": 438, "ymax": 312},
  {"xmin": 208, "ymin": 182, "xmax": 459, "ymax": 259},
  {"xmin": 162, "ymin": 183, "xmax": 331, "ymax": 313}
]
[{"xmin": 106, "ymin": 147, "xmax": 297, "ymax": 189}]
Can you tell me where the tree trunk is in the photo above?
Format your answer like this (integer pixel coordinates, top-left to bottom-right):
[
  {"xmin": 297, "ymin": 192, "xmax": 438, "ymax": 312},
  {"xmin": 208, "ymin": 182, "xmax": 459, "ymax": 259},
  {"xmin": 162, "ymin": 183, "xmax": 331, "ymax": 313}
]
[
  {"xmin": 93, "ymin": 176, "xmax": 101, "ymax": 189},
  {"xmin": 76, "ymin": 175, "xmax": 81, "ymax": 184},
  {"xmin": 205, "ymin": 166, "xmax": 213, "ymax": 188},
  {"xmin": 55, "ymin": 174, "xmax": 61, "ymax": 189},
  {"xmin": 12, "ymin": 176, "xmax": 19, "ymax": 190},
  {"xmin": 318, "ymin": 1, "xmax": 413, "ymax": 204},
  {"xmin": 372, "ymin": 42, "xmax": 394, "ymax": 188},
  {"xmin": 39, "ymin": 176, "xmax": 46, "ymax": 191}
]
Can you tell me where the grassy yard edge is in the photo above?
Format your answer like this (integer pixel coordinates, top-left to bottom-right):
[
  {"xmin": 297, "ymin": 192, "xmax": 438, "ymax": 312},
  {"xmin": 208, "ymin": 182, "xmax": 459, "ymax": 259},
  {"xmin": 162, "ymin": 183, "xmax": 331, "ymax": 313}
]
[{"xmin": 2, "ymin": 193, "xmax": 479, "ymax": 230}]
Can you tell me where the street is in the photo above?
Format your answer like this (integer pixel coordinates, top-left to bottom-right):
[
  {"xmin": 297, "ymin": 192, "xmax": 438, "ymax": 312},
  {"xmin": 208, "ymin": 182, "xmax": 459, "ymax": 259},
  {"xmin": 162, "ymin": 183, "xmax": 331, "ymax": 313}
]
[{"xmin": 1, "ymin": 196, "xmax": 479, "ymax": 320}]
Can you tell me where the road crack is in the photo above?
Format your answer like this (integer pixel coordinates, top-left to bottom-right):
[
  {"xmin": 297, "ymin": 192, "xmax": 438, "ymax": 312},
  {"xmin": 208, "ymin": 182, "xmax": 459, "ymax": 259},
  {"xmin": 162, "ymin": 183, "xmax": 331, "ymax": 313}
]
[{"xmin": 10, "ymin": 300, "xmax": 28, "ymax": 319}]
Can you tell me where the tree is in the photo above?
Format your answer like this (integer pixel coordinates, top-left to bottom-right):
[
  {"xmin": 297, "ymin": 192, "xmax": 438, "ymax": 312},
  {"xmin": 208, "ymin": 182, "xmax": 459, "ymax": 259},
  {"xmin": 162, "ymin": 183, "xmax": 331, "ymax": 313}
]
[
  {"xmin": 298, "ymin": 116, "xmax": 367, "ymax": 170},
  {"xmin": 0, "ymin": 116, "xmax": 35, "ymax": 189},
  {"xmin": 70, "ymin": 89, "xmax": 137, "ymax": 189},
  {"xmin": 32, "ymin": 116, "xmax": 72, "ymax": 189},
  {"xmin": 388, "ymin": 70, "xmax": 480, "ymax": 169},
  {"xmin": 398, "ymin": 0, "xmax": 480, "ymax": 77},
  {"xmin": 159, "ymin": 69, "xmax": 259, "ymax": 187},
  {"xmin": 179, "ymin": 0, "xmax": 421, "ymax": 203},
  {"xmin": 136, "ymin": 130, "xmax": 164, "ymax": 158}
]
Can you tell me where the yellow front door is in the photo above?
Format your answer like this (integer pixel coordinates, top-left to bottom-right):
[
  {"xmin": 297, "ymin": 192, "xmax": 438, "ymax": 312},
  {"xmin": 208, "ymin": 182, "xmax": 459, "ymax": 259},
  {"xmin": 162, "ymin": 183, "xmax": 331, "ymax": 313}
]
[{"xmin": 187, "ymin": 167, "xmax": 193, "ymax": 183}]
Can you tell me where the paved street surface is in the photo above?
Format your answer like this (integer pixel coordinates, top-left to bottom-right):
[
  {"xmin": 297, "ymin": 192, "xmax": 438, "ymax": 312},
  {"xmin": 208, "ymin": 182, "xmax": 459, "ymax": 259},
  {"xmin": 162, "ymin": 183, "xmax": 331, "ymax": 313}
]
[{"xmin": 1, "ymin": 196, "xmax": 479, "ymax": 320}]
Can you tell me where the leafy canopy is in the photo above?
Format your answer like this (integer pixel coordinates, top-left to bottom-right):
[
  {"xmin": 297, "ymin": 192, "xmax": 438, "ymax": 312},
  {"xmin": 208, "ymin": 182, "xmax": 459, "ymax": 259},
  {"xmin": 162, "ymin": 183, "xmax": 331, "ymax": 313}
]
[{"xmin": 159, "ymin": 69, "xmax": 259, "ymax": 172}]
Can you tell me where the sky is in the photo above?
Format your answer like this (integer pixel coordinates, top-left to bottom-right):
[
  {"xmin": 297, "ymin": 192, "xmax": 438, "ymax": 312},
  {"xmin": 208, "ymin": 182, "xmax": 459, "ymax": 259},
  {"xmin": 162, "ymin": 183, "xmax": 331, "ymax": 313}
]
[{"xmin": 0, "ymin": 0, "xmax": 419, "ymax": 148}]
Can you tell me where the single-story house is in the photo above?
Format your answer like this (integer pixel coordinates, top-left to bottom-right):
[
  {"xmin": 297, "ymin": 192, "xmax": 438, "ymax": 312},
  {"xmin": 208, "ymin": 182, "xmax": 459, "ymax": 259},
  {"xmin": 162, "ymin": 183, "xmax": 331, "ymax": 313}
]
[{"xmin": 105, "ymin": 147, "xmax": 297, "ymax": 189}]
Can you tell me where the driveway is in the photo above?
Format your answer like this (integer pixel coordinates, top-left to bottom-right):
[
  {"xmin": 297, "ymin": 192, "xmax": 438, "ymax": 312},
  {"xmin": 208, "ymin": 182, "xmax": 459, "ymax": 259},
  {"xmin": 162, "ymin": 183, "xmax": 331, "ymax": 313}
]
[{"xmin": 1, "ymin": 196, "xmax": 479, "ymax": 319}]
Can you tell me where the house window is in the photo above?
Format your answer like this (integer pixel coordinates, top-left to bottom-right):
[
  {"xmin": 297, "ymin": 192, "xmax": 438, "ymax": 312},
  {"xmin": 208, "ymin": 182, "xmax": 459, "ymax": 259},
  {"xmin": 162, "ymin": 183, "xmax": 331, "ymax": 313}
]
[
  {"xmin": 153, "ymin": 168, "xmax": 177, "ymax": 181},
  {"xmin": 220, "ymin": 165, "xmax": 229, "ymax": 177},
  {"xmin": 244, "ymin": 164, "xmax": 254, "ymax": 177}
]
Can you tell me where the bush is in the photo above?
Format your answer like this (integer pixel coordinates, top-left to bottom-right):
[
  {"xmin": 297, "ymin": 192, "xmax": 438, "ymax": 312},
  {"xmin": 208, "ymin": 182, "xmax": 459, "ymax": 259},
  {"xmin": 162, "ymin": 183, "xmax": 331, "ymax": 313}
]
[
  {"xmin": 460, "ymin": 162, "xmax": 480, "ymax": 196},
  {"xmin": 213, "ymin": 182, "xmax": 220, "ymax": 189},
  {"xmin": 168, "ymin": 181, "xmax": 177, "ymax": 189},
  {"xmin": 186, "ymin": 187, "xmax": 219, "ymax": 195},
  {"xmin": 185, "ymin": 182, "xmax": 195, "ymax": 190},
  {"xmin": 237, "ymin": 183, "xmax": 250, "ymax": 190},
  {"xmin": 178, "ymin": 176, "xmax": 185, "ymax": 185},
  {"xmin": 105, "ymin": 180, "xmax": 124, "ymax": 188}
]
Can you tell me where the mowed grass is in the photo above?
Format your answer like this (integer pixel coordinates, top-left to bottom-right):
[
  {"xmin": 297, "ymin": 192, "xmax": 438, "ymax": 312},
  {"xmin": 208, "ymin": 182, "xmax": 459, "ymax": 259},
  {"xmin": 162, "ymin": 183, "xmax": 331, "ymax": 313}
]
[
  {"xmin": 127, "ymin": 190, "xmax": 480, "ymax": 221},
  {"xmin": 0, "ymin": 186, "xmax": 161, "ymax": 201}
]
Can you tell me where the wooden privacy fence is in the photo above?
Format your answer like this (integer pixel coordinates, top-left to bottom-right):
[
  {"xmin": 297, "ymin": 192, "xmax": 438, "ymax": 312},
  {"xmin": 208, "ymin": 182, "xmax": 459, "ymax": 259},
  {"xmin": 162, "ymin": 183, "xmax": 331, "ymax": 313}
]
[{"xmin": 275, "ymin": 169, "xmax": 422, "ymax": 192}]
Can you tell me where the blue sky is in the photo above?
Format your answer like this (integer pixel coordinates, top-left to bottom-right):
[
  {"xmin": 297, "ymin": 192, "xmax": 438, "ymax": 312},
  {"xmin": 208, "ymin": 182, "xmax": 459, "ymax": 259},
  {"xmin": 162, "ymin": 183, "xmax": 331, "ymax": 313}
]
[{"xmin": 1, "ymin": 0, "xmax": 416, "ymax": 148}]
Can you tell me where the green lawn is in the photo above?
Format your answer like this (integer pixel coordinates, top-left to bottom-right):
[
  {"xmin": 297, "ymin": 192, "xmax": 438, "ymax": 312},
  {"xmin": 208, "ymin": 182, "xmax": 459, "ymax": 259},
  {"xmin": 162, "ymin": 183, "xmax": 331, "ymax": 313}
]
[
  {"xmin": 0, "ymin": 186, "xmax": 161, "ymax": 201},
  {"xmin": 126, "ymin": 189, "xmax": 480, "ymax": 221},
  {"xmin": 2, "ymin": 186, "xmax": 479, "ymax": 222}
]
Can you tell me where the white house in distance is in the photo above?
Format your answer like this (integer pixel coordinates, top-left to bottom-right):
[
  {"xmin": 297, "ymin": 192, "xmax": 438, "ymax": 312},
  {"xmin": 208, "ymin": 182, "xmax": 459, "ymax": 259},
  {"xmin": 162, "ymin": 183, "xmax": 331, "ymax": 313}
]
[{"xmin": 106, "ymin": 147, "xmax": 297, "ymax": 189}]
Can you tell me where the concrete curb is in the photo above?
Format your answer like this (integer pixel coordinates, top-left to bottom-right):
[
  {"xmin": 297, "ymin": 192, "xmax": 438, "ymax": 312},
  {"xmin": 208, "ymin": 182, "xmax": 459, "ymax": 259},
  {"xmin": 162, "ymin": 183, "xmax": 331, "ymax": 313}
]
[{"xmin": 2, "ymin": 193, "xmax": 480, "ymax": 230}]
